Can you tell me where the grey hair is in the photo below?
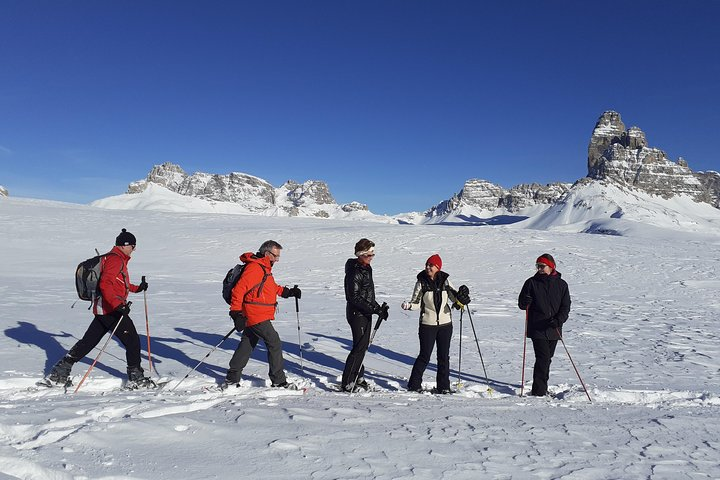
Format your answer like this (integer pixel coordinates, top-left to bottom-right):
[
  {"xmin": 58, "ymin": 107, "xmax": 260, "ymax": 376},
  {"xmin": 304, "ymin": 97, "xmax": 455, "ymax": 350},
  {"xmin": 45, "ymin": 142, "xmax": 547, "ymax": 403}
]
[{"xmin": 258, "ymin": 240, "xmax": 283, "ymax": 256}]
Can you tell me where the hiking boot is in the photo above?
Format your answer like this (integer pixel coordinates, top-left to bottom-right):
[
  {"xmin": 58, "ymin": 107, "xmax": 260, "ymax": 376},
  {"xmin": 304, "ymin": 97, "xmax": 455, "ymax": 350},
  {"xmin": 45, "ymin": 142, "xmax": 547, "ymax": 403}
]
[
  {"xmin": 271, "ymin": 381, "xmax": 290, "ymax": 388},
  {"xmin": 126, "ymin": 366, "xmax": 156, "ymax": 389},
  {"xmin": 220, "ymin": 380, "xmax": 239, "ymax": 391},
  {"xmin": 430, "ymin": 387, "xmax": 456, "ymax": 395},
  {"xmin": 355, "ymin": 378, "xmax": 370, "ymax": 391},
  {"xmin": 47, "ymin": 355, "xmax": 74, "ymax": 384}
]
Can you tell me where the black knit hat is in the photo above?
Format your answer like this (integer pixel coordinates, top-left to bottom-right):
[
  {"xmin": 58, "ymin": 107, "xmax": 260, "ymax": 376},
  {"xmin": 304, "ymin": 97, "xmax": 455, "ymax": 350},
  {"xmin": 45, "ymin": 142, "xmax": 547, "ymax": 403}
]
[{"xmin": 115, "ymin": 228, "xmax": 136, "ymax": 246}]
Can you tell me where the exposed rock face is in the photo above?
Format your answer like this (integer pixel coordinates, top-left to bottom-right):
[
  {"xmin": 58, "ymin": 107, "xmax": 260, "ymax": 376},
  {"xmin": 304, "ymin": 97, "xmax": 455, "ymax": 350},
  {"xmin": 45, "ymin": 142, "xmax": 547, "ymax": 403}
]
[
  {"xmin": 280, "ymin": 180, "xmax": 335, "ymax": 206},
  {"xmin": 0, "ymin": 185, "xmax": 7, "ymax": 197},
  {"xmin": 587, "ymin": 111, "xmax": 708, "ymax": 201},
  {"xmin": 128, "ymin": 162, "xmax": 362, "ymax": 216},
  {"xmin": 341, "ymin": 201, "xmax": 369, "ymax": 212},
  {"xmin": 426, "ymin": 178, "xmax": 569, "ymax": 217},
  {"xmin": 500, "ymin": 182, "xmax": 571, "ymax": 211},
  {"xmin": 129, "ymin": 163, "xmax": 186, "ymax": 193},
  {"xmin": 695, "ymin": 170, "xmax": 720, "ymax": 207}
]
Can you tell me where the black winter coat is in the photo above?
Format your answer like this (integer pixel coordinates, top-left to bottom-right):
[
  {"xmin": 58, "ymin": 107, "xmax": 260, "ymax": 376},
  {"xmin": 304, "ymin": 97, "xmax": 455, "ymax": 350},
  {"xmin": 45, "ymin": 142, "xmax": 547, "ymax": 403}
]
[
  {"xmin": 344, "ymin": 258, "xmax": 381, "ymax": 320},
  {"xmin": 518, "ymin": 271, "xmax": 571, "ymax": 340}
]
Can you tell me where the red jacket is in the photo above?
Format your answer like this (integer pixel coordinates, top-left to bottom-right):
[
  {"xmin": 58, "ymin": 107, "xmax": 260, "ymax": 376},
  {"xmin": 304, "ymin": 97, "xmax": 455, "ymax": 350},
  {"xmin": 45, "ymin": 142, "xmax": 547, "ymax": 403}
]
[
  {"xmin": 94, "ymin": 246, "xmax": 139, "ymax": 315},
  {"xmin": 230, "ymin": 252, "xmax": 284, "ymax": 327}
]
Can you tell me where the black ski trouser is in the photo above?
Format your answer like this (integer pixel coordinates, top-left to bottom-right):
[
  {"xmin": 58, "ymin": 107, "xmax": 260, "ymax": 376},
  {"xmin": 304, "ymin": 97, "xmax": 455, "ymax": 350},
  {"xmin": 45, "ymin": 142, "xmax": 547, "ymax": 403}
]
[
  {"xmin": 408, "ymin": 323, "xmax": 453, "ymax": 391},
  {"xmin": 341, "ymin": 313, "xmax": 371, "ymax": 388},
  {"xmin": 530, "ymin": 338, "xmax": 558, "ymax": 396},
  {"xmin": 67, "ymin": 312, "xmax": 141, "ymax": 369},
  {"xmin": 227, "ymin": 319, "xmax": 286, "ymax": 385}
]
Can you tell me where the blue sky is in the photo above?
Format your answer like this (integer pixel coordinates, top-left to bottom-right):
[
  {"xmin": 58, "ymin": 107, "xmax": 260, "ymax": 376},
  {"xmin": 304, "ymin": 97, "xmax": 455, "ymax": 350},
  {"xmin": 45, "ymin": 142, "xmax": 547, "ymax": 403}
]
[{"xmin": 1, "ymin": 1, "xmax": 718, "ymax": 214}]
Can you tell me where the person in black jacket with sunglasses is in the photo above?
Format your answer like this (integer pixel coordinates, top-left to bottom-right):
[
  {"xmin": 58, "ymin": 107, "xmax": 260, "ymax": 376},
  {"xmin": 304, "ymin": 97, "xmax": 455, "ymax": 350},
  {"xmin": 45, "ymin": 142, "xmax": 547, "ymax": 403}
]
[{"xmin": 518, "ymin": 253, "xmax": 571, "ymax": 396}]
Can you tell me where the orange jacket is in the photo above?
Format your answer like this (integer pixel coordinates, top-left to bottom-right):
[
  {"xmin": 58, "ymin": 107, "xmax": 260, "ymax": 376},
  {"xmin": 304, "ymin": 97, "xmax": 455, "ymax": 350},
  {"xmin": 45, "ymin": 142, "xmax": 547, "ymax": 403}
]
[{"xmin": 230, "ymin": 252, "xmax": 284, "ymax": 327}]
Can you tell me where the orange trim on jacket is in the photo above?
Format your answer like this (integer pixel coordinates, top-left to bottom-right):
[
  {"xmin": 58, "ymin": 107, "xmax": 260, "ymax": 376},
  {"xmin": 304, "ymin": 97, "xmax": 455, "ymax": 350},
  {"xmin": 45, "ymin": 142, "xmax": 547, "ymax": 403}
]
[
  {"xmin": 94, "ymin": 246, "xmax": 139, "ymax": 315},
  {"xmin": 230, "ymin": 252, "xmax": 284, "ymax": 327}
]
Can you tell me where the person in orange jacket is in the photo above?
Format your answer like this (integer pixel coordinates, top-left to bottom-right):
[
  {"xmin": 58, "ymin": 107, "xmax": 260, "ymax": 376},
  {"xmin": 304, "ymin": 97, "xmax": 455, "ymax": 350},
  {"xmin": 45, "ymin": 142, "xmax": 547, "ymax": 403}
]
[
  {"xmin": 222, "ymin": 240, "xmax": 301, "ymax": 389},
  {"xmin": 43, "ymin": 229, "xmax": 153, "ymax": 389}
]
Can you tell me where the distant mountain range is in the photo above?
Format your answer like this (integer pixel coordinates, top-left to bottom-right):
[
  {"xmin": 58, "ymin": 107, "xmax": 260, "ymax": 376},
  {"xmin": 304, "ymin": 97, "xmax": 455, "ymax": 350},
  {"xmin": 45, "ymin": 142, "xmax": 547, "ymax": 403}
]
[{"xmin": 85, "ymin": 111, "xmax": 720, "ymax": 235}]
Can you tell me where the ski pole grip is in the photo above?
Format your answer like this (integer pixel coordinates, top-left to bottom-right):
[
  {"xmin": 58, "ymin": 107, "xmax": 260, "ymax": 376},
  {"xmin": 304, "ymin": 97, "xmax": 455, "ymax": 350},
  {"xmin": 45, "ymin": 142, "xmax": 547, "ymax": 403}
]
[
  {"xmin": 142, "ymin": 275, "xmax": 146, "ymax": 282},
  {"xmin": 294, "ymin": 285, "xmax": 299, "ymax": 311}
]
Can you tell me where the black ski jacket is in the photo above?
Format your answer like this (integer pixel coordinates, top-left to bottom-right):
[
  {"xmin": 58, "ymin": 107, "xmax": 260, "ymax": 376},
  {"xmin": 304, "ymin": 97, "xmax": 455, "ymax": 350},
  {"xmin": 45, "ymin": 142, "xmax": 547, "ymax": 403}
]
[
  {"xmin": 518, "ymin": 271, "xmax": 571, "ymax": 340},
  {"xmin": 344, "ymin": 258, "xmax": 381, "ymax": 320}
]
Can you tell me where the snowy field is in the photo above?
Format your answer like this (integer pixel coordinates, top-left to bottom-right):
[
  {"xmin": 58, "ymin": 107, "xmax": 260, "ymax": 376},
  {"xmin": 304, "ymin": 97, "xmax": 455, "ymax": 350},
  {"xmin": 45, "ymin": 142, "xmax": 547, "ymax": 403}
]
[{"xmin": 1, "ymin": 196, "xmax": 720, "ymax": 479}]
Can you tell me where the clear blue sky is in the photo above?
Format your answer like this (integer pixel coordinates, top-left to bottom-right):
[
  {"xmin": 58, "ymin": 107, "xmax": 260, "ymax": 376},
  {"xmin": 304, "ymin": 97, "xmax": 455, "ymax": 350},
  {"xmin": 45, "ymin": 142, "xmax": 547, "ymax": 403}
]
[{"xmin": 1, "ymin": 1, "xmax": 718, "ymax": 214}]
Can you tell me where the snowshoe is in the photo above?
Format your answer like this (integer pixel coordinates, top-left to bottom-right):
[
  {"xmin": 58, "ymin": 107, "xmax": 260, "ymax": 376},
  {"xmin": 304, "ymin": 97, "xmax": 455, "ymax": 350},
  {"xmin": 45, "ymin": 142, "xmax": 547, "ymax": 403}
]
[
  {"xmin": 219, "ymin": 380, "xmax": 240, "ymax": 391},
  {"xmin": 271, "ymin": 381, "xmax": 302, "ymax": 390},
  {"xmin": 36, "ymin": 377, "xmax": 73, "ymax": 389},
  {"xmin": 125, "ymin": 366, "xmax": 157, "ymax": 390}
]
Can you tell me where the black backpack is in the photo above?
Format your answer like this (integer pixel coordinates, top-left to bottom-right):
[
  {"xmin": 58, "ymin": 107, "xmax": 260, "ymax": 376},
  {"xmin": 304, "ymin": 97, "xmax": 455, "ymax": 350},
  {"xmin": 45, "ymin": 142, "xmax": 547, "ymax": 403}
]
[
  {"xmin": 75, "ymin": 251, "xmax": 120, "ymax": 305},
  {"xmin": 222, "ymin": 263, "xmax": 269, "ymax": 305}
]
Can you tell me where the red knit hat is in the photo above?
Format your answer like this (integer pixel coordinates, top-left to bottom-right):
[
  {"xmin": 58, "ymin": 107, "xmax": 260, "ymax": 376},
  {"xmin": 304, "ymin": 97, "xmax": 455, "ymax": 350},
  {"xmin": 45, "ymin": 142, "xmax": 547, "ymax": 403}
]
[
  {"xmin": 426, "ymin": 254, "xmax": 442, "ymax": 270},
  {"xmin": 536, "ymin": 254, "xmax": 555, "ymax": 270}
]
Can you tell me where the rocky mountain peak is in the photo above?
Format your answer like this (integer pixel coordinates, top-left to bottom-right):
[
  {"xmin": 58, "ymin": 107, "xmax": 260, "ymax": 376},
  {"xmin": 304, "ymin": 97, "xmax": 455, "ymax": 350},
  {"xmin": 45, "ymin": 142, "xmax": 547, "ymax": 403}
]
[
  {"xmin": 0, "ymin": 185, "xmax": 8, "ymax": 197},
  {"xmin": 280, "ymin": 180, "xmax": 335, "ymax": 206},
  {"xmin": 126, "ymin": 163, "xmax": 368, "ymax": 218},
  {"xmin": 586, "ymin": 111, "xmax": 712, "ymax": 202},
  {"xmin": 425, "ymin": 178, "xmax": 569, "ymax": 218}
]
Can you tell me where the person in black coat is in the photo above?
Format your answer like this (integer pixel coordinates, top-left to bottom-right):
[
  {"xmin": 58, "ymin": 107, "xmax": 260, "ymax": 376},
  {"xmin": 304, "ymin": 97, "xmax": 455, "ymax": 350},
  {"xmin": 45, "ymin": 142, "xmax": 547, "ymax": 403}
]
[
  {"xmin": 341, "ymin": 238, "xmax": 388, "ymax": 392},
  {"xmin": 517, "ymin": 253, "xmax": 571, "ymax": 396}
]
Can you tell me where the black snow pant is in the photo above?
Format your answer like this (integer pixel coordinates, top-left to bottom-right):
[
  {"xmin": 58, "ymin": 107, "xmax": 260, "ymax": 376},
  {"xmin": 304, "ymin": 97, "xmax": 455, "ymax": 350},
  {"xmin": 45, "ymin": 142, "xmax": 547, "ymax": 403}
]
[
  {"xmin": 67, "ymin": 312, "xmax": 141, "ymax": 369},
  {"xmin": 341, "ymin": 313, "xmax": 372, "ymax": 388},
  {"xmin": 226, "ymin": 319, "xmax": 286, "ymax": 385},
  {"xmin": 531, "ymin": 338, "xmax": 558, "ymax": 396},
  {"xmin": 408, "ymin": 323, "xmax": 453, "ymax": 391}
]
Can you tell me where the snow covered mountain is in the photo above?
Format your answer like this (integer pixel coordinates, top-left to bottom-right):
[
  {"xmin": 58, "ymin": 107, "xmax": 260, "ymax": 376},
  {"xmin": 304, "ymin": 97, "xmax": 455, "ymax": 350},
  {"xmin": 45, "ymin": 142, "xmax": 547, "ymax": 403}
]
[
  {"xmin": 88, "ymin": 111, "xmax": 720, "ymax": 234},
  {"xmin": 0, "ymin": 185, "xmax": 7, "ymax": 197},
  {"xmin": 406, "ymin": 111, "xmax": 720, "ymax": 234},
  {"xmin": 94, "ymin": 162, "xmax": 387, "ymax": 221}
]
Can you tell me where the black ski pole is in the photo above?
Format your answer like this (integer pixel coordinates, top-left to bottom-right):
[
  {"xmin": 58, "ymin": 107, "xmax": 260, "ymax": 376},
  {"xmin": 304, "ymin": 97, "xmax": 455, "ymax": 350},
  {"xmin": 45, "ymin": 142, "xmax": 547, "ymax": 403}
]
[
  {"xmin": 556, "ymin": 327, "xmax": 592, "ymax": 402},
  {"xmin": 350, "ymin": 302, "xmax": 387, "ymax": 392},
  {"xmin": 170, "ymin": 327, "xmax": 236, "ymax": 392},
  {"xmin": 465, "ymin": 307, "xmax": 489, "ymax": 383},
  {"xmin": 294, "ymin": 285, "xmax": 303, "ymax": 372}
]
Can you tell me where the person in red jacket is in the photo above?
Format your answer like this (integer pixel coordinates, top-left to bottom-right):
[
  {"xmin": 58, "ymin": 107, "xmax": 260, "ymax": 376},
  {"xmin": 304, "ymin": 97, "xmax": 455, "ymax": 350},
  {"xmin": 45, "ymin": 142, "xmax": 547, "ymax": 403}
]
[
  {"xmin": 43, "ymin": 229, "xmax": 153, "ymax": 389},
  {"xmin": 222, "ymin": 240, "xmax": 301, "ymax": 389}
]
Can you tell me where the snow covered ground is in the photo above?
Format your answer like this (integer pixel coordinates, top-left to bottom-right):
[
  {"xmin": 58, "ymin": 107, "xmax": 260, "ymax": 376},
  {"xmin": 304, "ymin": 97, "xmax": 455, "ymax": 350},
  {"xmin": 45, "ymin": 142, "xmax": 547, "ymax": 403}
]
[{"xmin": 1, "ymin": 196, "xmax": 720, "ymax": 479}]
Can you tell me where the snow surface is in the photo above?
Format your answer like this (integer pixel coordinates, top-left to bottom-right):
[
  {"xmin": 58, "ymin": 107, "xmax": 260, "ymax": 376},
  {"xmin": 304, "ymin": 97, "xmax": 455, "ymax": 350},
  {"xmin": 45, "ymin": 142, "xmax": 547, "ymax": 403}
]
[{"xmin": 1, "ymin": 196, "xmax": 720, "ymax": 479}]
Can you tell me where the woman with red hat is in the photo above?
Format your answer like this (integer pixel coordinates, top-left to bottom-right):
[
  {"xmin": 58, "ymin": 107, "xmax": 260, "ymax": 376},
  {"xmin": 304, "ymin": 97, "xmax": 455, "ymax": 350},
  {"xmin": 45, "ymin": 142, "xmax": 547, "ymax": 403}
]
[
  {"xmin": 518, "ymin": 253, "xmax": 571, "ymax": 396},
  {"xmin": 401, "ymin": 254, "xmax": 470, "ymax": 394}
]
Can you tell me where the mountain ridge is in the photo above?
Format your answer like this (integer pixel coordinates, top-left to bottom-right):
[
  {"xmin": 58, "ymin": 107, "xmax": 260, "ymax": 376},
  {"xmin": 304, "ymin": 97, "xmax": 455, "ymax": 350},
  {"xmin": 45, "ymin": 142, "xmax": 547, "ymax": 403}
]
[{"xmin": 86, "ymin": 111, "xmax": 720, "ymax": 235}]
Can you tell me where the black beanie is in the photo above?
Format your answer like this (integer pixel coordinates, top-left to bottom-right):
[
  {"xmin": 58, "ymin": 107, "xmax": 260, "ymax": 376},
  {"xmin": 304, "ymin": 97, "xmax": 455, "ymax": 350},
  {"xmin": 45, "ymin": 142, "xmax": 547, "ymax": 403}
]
[{"xmin": 115, "ymin": 228, "xmax": 137, "ymax": 246}]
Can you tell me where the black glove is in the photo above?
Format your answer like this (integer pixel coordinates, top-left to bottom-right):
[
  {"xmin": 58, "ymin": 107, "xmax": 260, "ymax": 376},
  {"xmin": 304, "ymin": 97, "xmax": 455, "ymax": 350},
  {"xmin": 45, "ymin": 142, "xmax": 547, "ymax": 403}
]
[
  {"xmin": 520, "ymin": 294, "xmax": 532, "ymax": 309},
  {"xmin": 115, "ymin": 302, "xmax": 131, "ymax": 317},
  {"xmin": 548, "ymin": 318, "xmax": 559, "ymax": 329},
  {"xmin": 230, "ymin": 310, "xmax": 246, "ymax": 332},
  {"xmin": 456, "ymin": 285, "xmax": 471, "ymax": 306},
  {"xmin": 136, "ymin": 276, "xmax": 148, "ymax": 292},
  {"xmin": 281, "ymin": 286, "xmax": 302, "ymax": 299},
  {"xmin": 378, "ymin": 302, "xmax": 389, "ymax": 321}
]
